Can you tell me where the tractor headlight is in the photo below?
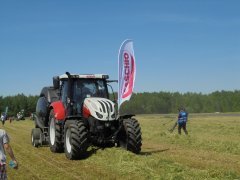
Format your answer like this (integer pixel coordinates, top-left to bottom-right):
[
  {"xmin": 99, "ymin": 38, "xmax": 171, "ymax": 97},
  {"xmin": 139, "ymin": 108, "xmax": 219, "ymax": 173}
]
[
  {"xmin": 102, "ymin": 75, "xmax": 109, "ymax": 79},
  {"xmin": 96, "ymin": 112, "xmax": 103, "ymax": 119}
]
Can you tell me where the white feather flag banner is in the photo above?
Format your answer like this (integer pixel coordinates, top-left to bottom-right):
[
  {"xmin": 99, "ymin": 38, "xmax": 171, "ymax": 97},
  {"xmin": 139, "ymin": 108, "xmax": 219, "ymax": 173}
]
[{"xmin": 118, "ymin": 39, "xmax": 136, "ymax": 111}]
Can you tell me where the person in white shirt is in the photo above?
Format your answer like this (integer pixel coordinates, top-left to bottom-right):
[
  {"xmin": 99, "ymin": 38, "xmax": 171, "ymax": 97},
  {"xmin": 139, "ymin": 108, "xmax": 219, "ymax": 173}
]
[{"xmin": 0, "ymin": 129, "xmax": 18, "ymax": 179}]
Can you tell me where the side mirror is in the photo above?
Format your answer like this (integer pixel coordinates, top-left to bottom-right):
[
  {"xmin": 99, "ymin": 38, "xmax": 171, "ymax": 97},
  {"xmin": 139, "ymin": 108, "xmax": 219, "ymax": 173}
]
[{"xmin": 53, "ymin": 76, "xmax": 60, "ymax": 89}]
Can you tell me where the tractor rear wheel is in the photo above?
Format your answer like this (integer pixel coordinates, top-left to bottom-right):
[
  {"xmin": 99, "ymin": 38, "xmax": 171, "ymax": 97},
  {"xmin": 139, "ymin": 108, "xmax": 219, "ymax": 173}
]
[
  {"xmin": 64, "ymin": 120, "xmax": 89, "ymax": 160},
  {"xmin": 49, "ymin": 109, "xmax": 64, "ymax": 153},
  {"xmin": 119, "ymin": 118, "xmax": 142, "ymax": 154},
  {"xmin": 31, "ymin": 128, "xmax": 41, "ymax": 147}
]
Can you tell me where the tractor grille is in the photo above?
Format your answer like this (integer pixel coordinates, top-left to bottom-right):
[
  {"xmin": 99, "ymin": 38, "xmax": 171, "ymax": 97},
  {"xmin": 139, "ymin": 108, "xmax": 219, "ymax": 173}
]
[{"xmin": 98, "ymin": 100, "xmax": 114, "ymax": 114}]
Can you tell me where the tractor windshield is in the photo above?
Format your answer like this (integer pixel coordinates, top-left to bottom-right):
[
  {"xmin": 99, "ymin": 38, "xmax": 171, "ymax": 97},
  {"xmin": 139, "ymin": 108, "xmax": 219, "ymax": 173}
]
[
  {"xmin": 73, "ymin": 79, "xmax": 108, "ymax": 102},
  {"xmin": 70, "ymin": 78, "xmax": 109, "ymax": 115}
]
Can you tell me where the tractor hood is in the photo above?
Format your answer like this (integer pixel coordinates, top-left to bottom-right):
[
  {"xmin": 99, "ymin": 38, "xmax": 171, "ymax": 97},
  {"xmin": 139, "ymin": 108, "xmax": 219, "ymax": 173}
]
[{"xmin": 83, "ymin": 97, "xmax": 116, "ymax": 121}]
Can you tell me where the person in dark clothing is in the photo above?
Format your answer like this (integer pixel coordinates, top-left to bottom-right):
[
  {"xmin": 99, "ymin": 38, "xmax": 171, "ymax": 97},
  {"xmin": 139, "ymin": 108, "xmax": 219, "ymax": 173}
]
[{"xmin": 177, "ymin": 107, "xmax": 188, "ymax": 135}]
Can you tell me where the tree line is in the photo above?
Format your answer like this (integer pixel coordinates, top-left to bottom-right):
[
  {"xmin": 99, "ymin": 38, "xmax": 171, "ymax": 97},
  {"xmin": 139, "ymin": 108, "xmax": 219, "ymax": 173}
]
[
  {"xmin": 0, "ymin": 94, "xmax": 38, "ymax": 117},
  {"xmin": 119, "ymin": 90, "xmax": 240, "ymax": 114},
  {"xmin": 1, "ymin": 90, "xmax": 240, "ymax": 116}
]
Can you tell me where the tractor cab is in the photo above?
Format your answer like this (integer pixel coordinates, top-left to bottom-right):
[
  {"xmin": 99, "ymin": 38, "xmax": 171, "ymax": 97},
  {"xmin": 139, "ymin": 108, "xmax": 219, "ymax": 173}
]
[{"xmin": 56, "ymin": 74, "xmax": 110, "ymax": 116}]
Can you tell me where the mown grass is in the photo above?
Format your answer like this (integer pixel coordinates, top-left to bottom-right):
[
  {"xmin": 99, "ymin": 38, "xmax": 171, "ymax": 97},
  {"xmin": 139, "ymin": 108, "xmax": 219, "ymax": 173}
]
[{"xmin": 2, "ymin": 114, "xmax": 240, "ymax": 179}]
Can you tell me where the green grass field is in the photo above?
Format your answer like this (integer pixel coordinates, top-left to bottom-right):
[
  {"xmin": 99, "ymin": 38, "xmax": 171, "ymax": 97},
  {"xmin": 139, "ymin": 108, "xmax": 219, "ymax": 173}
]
[{"xmin": 3, "ymin": 114, "xmax": 240, "ymax": 179}]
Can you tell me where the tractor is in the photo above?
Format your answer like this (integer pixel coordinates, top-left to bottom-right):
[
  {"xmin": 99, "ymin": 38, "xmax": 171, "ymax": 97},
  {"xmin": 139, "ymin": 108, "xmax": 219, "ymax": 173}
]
[
  {"xmin": 16, "ymin": 109, "xmax": 25, "ymax": 120},
  {"xmin": 31, "ymin": 72, "xmax": 142, "ymax": 159}
]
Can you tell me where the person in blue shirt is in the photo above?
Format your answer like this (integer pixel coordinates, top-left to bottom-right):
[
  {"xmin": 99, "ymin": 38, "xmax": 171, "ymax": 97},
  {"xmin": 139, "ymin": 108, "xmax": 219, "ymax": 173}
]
[{"xmin": 177, "ymin": 107, "xmax": 188, "ymax": 135}]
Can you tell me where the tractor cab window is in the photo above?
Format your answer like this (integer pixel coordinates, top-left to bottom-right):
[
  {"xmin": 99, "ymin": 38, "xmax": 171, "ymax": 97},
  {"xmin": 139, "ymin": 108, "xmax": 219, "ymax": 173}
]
[
  {"xmin": 73, "ymin": 79, "xmax": 108, "ymax": 103},
  {"xmin": 61, "ymin": 81, "xmax": 68, "ymax": 107},
  {"xmin": 73, "ymin": 79, "xmax": 108, "ymax": 115},
  {"xmin": 96, "ymin": 80, "xmax": 108, "ymax": 98}
]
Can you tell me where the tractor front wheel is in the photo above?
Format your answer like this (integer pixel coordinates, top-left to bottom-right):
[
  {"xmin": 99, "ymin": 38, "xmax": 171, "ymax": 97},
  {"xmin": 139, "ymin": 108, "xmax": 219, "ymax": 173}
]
[
  {"xmin": 64, "ymin": 120, "xmax": 89, "ymax": 160},
  {"xmin": 119, "ymin": 118, "xmax": 142, "ymax": 154}
]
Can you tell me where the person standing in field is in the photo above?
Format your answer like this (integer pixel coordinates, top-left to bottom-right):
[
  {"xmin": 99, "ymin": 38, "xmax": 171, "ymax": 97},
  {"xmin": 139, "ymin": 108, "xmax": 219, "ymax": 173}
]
[
  {"xmin": 177, "ymin": 107, "xmax": 188, "ymax": 135},
  {"xmin": 0, "ymin": 129, "xmax": 18, "ymax": 179},
  {"xmin": 1, "ymin": 113, "xmax": 6, "ymax": 126}
]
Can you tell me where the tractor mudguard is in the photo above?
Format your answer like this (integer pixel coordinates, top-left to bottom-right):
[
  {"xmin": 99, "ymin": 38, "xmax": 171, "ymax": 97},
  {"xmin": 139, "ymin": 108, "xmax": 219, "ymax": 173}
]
[
  {"xmin": 50, "ymin": 101, "xmax": 66, "ymax": 121},
  {"xmin": 119, "ymin": 114, "xmax": 135, "ymax": 120}
]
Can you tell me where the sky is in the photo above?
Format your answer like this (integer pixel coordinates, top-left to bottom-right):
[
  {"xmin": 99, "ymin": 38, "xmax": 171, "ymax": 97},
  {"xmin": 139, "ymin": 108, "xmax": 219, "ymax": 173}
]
[{"xmin": 0, "ymin": 0, "xmax": 240, "ymax": 96}]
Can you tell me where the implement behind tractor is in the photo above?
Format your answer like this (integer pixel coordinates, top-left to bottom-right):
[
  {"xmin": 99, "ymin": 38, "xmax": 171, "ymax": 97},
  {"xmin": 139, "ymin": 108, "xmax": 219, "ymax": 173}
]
[{"xmin": 31, "ymin": 72, "xmax": 142, "ymax": 159}]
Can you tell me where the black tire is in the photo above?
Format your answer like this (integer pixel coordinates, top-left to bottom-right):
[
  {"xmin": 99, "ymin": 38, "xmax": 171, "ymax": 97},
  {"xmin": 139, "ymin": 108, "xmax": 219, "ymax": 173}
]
[
  {"xmin": 31, "ymin": 128, "xmax": 41, "ymax": 147},
  {"xmin": 119, "ymin": 118, "xmax": 142, "ymax": 154},
  {"xmin": 49, "ymin": 109, "xmax": 64, "ymax": 153},
  {"xmin": 64, "ymin": 120, "xmax": 89, "ymax": 160}
]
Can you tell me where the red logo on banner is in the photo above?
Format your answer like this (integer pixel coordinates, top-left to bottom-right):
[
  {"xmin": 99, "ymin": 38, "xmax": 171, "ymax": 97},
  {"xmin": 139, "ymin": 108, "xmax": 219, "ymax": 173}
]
[{"xmin": 122, "ymin": 53, "xmax": 135, "ymax": 98}]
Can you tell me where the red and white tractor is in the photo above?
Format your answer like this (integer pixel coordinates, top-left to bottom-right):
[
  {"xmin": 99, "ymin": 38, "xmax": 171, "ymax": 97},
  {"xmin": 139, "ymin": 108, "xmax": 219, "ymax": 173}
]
[{"xmin": 31, "ymin": 72, "xmax": 142, "ymax": 159}]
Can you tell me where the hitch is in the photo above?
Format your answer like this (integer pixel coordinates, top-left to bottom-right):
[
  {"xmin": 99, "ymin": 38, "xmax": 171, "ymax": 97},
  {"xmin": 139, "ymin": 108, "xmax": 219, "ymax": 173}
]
[{"xmin": 111, "ymin": 120, "xmax": 123, "ymax": 142}]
